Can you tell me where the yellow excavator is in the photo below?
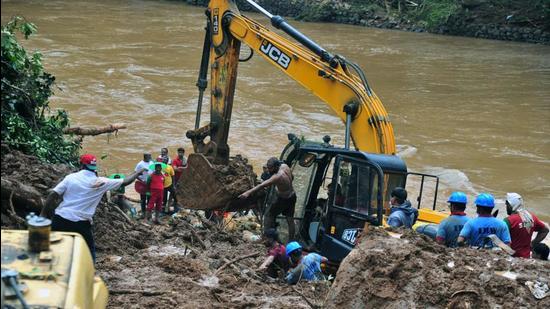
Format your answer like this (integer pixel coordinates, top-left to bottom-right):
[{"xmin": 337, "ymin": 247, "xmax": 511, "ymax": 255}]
[
  {"xmin": 1, "ymin": 229, "xmax": 108, "ymax": 308},
  {"xmin": 179, "ymin": 0, "xmax": 448, "ymax": 262}
]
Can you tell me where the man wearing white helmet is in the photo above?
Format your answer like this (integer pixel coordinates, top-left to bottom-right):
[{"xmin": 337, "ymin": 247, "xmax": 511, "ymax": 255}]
[{"xmin": 503, "ymin": 193, "xmax": 548, "ymax": 258}]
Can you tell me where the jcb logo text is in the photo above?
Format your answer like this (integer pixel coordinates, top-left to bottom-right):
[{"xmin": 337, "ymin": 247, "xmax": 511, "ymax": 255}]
[{"xmin": 260, "ymin": 40, "xmax": 291, "ymax": 69}]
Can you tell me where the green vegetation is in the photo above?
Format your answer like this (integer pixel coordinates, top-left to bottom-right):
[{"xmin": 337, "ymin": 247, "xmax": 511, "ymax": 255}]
[
  {"xmin": 1, "ymin": 17, "xmax": 80, "ymax": 164},
  {"xmin": 409, "ymin": 0, "xmax": 461, "ymax": 29}
]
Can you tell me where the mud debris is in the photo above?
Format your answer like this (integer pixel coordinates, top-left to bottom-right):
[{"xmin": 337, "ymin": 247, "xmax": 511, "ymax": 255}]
[
  {"xmin": 175, "ymin": 153, "xmax": 261, "ymax": 211},
  {"xmin": 326, "ymin": 227, "xmax": 550, "ymax": 309},
  {"xmin": 96, "ymin": 212, "xmax": 330, "ymax": 308}
]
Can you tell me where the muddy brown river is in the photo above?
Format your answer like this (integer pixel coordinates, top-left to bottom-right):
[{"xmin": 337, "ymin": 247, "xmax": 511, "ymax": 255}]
[{"xmin": 2, "ymin": 0, "xmax": 549, "ymax": 219}]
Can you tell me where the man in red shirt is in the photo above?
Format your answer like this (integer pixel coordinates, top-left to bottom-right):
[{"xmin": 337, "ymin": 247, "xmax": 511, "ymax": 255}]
[
  {"xmin": 503, "ymin": 192, "xmax": 548, "ymax": 258},
  {"xmin": 172, "ymin": 148, "xmax": 188, "ymax": 183},
  {"xmin": 146, "ymin": 163, "xmax": 165, "ymax": 224},
  {"xmin": 257, "ymin": 229, "xmax": 289, "ymax": 278}
]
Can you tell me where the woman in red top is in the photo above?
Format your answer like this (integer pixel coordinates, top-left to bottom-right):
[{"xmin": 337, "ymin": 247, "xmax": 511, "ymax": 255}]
[{"xmin": 147, "ymin": 163, "xmax": 165, "ymax": 224}]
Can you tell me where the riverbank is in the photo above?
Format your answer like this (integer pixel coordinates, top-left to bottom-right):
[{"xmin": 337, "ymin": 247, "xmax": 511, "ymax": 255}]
[{"xmin": 183, "ymin": 0, "xmax": 549, "ymax": 44}]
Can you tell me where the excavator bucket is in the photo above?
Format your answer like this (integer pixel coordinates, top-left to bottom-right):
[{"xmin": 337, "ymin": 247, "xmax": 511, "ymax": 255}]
[{"xmin": 175, "ymin": 153, "xmax": 259, "ymax": 211}]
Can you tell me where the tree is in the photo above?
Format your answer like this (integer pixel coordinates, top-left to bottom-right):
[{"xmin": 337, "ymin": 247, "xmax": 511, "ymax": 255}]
[{"xmin": 1, "ymin": 17, "xmax": 81, "ymax": 165}]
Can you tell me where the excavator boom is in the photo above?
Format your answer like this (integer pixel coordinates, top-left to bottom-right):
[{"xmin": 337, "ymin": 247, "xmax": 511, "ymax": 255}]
[{"xmin": 180, "ymin": 0, "xmax": 397, "ymax": 211}]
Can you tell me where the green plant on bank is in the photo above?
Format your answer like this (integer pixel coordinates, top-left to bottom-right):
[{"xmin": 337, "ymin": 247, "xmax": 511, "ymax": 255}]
[
  {"xmin": 1, "ymin": 16, "xmax": 80, "ymax": 165},
  {"xmin": 412, "ymin": 0, "xmax": 460, "ymax": 29}
]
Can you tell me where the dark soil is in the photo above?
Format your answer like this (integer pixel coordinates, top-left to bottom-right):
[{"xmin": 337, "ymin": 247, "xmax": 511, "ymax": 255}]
[{"xmin": 326, "ymin": 227, "xmax": 550, "ymax": 308}]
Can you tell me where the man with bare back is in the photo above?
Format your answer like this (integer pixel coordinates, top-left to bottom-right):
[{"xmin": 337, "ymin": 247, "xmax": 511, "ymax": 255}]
[{"xmin": 239, "ymin": 157, "xmax": 296, "ymax": 240}]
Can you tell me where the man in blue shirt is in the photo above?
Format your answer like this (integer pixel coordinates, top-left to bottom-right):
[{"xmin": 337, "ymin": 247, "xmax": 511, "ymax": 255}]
[
  {"xmin": 285, "ymin": 242, "xmax": 327, "ymax": 284},
  {"xmin": 387, "ymin": 187, "xmax": 418, "ymax": 228},
  {"xmin": 457, "ymin": 193, "xmax": 511, "ymax": 248},
  {"xmin": 436, "ymin": 192, "xmax": 470, "ymax": 247}
]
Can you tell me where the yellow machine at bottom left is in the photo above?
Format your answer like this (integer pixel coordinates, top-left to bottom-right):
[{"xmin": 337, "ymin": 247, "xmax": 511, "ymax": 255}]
[{"xmin": 1, "ymin": 229, "xmax": 108, "ymax": 308}]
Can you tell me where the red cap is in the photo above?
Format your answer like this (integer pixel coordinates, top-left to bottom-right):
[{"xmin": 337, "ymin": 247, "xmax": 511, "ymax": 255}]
[
  {"xmin": 80, "ymin": 154, "xmax": 97, "ymax": 170},
  {"xmin": 156, "ymin": 156, "xmax": 164, "ymax": 162}
]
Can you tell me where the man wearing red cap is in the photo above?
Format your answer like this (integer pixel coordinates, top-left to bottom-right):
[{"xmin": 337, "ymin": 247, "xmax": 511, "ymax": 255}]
[{"xmin": 41, "ymin": 154, "xmax": 145, "ymax": 261}]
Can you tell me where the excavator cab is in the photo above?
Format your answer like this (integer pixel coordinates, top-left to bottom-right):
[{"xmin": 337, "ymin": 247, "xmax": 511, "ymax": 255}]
[{"xmin": 270, "ymin": 134, "xmax": 444, "ymax": 263}]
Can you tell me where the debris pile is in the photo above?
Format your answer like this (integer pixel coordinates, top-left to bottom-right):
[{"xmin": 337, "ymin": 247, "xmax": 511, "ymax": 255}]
[
  {"xmin": 326, "ymin": 227, "xmax": 550, "ymax": 308},
  {"xmin": 1, "ymin": 145, "xmax": 74, "ymax": 228},
  {"xmin": 97, "ymin": 212, "xmax": 330, "ymax": 308}
]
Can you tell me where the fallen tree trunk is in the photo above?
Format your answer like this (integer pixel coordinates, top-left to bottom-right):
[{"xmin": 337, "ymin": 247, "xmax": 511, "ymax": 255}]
[
  {"xmin": 63, "ymin": 124, "xmax": 126, "ymax": 136},
  {"xmin": 1, "ymin": 178, "xmax": 44, "ymax": 213}
]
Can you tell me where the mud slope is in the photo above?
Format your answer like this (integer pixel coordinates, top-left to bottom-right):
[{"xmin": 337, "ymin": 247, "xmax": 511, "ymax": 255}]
[{"xmin": 326, "ymin": 227, "xmax": 549, "ymax": 309}]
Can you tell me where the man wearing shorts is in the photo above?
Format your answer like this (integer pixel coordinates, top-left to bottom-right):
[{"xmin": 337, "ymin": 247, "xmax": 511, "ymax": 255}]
[{"xmin": 239, "ymin": 157, "xmax": 296, "ymax": 240}]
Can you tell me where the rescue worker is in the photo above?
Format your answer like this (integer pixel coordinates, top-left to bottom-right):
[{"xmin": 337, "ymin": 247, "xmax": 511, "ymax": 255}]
[
  {"xmin": 457, "ymin": 193, "xmax": 511, "ymax": 248},
  {"xmin": 160, "ymin": 147, "xmax": 172, "ymax": 164},
  {"xmin": 257, "ymin": 229, "xmax": 289, "ymax": 278},
  {"xmin": 285, "ymin": 241, "xmax": 327, "ymax": 285},
  {"xmin": 41, "ymin": 154, "xmax": 145, "ymax": 261},
  {"xmin": 387, "ymin": 187, "xmax": 418, "ymax": 228},
  {"xmin": 260, "ymin": 165, "xmax": 271, "ymax": 182},
  {"xmin": 171, "ymin": 147, "xmax": 187, "ymax": 211},
  {"xmin": 239, "ymin": 157, "xmax": 296, "ymax": 240},
  {"xmin": 157, "ymin": 156, "xmax": 175, "ymax": 213},
  {"xmin": 503, "ymin": 193, "xmax": 548, "ymax": 258},
  {"xmin": 436, "ymin": 192, "xmax": 470, "ymax": 247},
  {"xmin": 146, "ymin": 163, "xmax": 165, "ymax": 224},
  {"xmin": 110, "ymin": 174, "xmax": 136, "ymax": 217},
  {"xmin": 134, "ymin": 153, "xmax": 154, "ymax": 218}
]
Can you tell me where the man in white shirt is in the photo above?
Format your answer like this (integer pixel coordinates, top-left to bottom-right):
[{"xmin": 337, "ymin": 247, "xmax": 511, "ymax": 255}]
[
  {"xmin": 41, "ymin": 154, "xmax": 145, "ymax": 261},
  {"xmin": 134, "ymin": 153, "xmax": 154, "ymax": 217}
]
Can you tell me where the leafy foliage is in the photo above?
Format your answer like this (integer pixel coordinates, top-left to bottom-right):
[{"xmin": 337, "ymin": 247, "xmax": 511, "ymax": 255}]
[
  {"xmin": 1, "ymin": 17, "xmax": 80, "ymax": 164},
  {"xmin": 411, "ymin": 0, "xmax": 461, "ymax": 29}
]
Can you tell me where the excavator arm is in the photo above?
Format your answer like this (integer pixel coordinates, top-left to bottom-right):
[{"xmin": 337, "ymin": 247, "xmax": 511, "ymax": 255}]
[
  {"xmin": 186, "ymin": 0, "xmax": 396, "ymax": 162},
  {"xmin": 180, "ymin": 0, "xmax": 397, "ymax": 211}
]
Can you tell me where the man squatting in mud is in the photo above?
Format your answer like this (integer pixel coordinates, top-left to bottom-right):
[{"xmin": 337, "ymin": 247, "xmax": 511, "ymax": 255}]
[{"xmin": 239, "ymin": 157, "xmax": 296, "ymax": 240}]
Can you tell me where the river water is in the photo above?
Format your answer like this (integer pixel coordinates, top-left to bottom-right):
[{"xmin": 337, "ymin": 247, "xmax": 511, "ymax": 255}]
[{"xmin": 2, "ymin": 0, "xmax": 549, "ymax": 219}]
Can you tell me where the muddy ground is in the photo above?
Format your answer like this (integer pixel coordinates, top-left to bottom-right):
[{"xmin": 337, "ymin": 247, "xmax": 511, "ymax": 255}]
[
  {"xmin": 95, "ymin": 209, "xmax": 330, "ymax": 308},
  {"xmin": 2, "ymin": 148, "xmax": 549, "ymax": 308},
  {"xmin": 327, "ymin": 227, "xmax": 550, "ymax": 309}
]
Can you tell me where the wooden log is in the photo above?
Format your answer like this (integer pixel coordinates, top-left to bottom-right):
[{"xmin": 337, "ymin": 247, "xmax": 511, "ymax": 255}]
[
  {"xmin": 214, "ymin": 252, "xmax": 259, "ymax": 276},
  {"xmin": 63, "ymin": 124, "xmax": 126, "ymax": 136},
  {"xmin": 107, "ymin": 202, "xmax": 133, "ymax": 225},
  {"xmin": 109, "ymin": 289, "xmax": 165, "ymax": 296},
  {"xmin": 1, "ymin": 178, "xmax": 44, "ymax": 212},
  {"xmin": 181, "ymin": 220, "xmax": 206, "ymax": 249},
  {"xmin": 6, "ymin": 192, "xmax": 27, "ymax": 227}
]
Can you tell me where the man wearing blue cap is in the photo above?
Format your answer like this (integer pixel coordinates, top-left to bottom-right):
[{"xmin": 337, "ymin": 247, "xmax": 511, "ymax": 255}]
[
  {"xmin": 436, "ymin": 192, "xmax": 470, "ymax": 247},
  {"xmin": 285, "ymin": 241, "xmax": 327, "ymax": 285},
  {"xmin": 457, "ymin": 193, "xmax": 511, "ymax": 248}
]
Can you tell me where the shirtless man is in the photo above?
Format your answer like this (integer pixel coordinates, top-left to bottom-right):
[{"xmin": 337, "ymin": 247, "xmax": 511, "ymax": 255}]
[{"xmin": 239, "ymin": 157, "xmax": 296, "ymax": 240}]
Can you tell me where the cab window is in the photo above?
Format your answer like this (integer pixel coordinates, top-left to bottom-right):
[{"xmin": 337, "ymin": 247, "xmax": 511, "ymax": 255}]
[{"xmin": 334, "ymin": 159, "xmax": 375, "ymax": 216}]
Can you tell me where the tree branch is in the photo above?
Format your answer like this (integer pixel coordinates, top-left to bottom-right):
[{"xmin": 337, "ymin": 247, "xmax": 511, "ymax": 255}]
[{"xmin": 63, "ymin": 124, "xmax": 126, "ymax": 136}]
